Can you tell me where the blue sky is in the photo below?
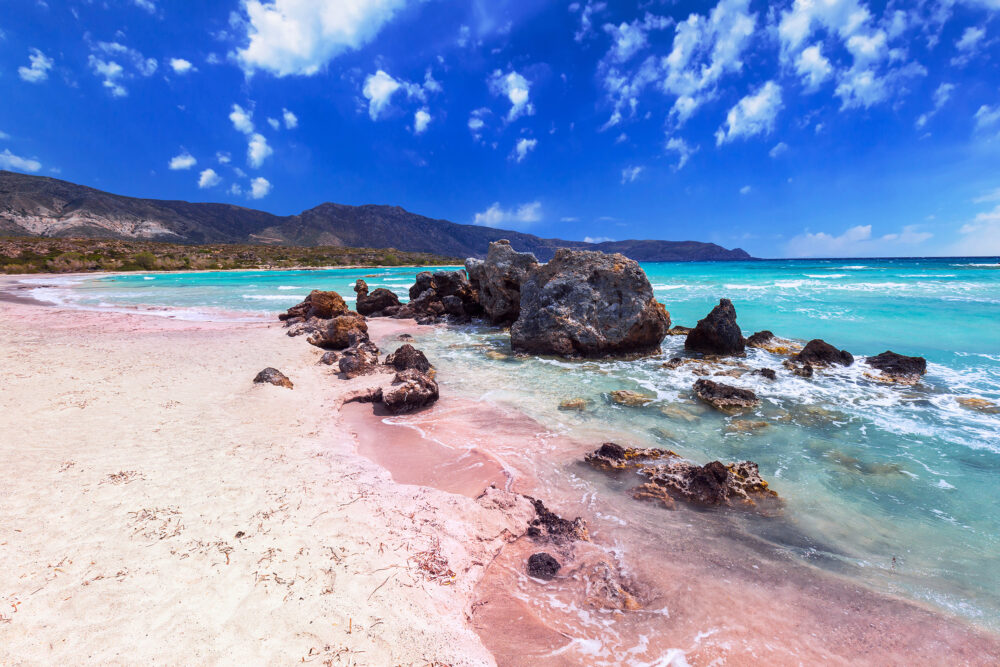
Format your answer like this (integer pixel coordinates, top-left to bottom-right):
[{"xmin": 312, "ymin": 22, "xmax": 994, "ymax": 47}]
[{"xmin": 3, "ymin": 0, "xmax": 1000, "ymax": 257}]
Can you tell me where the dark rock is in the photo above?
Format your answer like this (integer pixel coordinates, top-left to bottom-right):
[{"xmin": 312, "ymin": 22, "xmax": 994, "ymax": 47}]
[
  {"xmin": 253, "ymin": 367, "xmax": 293, "ymax": 389},
  {"xmin": 307, "ymin": 312, "xmax": 368, "ymax": 350},
  {"xmin": 754, "ymin": 368, "xmax": 777, "ymax": 380},
  {"xmin": 585, "ymin": 443, "xmax": 674, "ymax": 471},
  {"xmin": 319, "ymin": 350, "xmax": 340, "ymax": 365},
  {"xmin": 692, "ymin": 379, "xmax": 760, "ymax": 411},
  {"xmin": 381, "ymin": 369, "xmax": 439, "ymax": 414},
  {"xmin": 796, "ymin": 339, "xmax": 854, "ymax": 367},
  {"xmin": 745, "ymin": 330, "xmax": 775, "ymax": 348},
  {"xmin": 355, "ymin": 279, "xmax": 401, "ymax": 316},
  {"xmin": 783, "ymin": 359, "xmax": 814, "ymax": 377},
  {"xmin": 398, "ymin": 270, "xmax": 481, "ymax": 324},
  {"xmin": 511, "ymin": 248, "xmax": 670, "ymax": 357},
  {"xmin": 344, "ymin": 386, "xmax": 384, "ymax": 404},
  {"xmin": 865, "ymin": 351, "xmax": 927, "ymax": 381},
  {"xmin": 524, "ymin": 496, "xmax": 589, "ymax": 543},
  {"xmin": 467, "ymin": 240, "xmax": 539, "ymax": 325},
  {"xmin": 286, "ymin": 316, "xmax": 324, "ymax": 337},
  {"xmin": 338, "ymin": 340, "xmax": 380, "ymax": 378},
  {"xmin": 441, "ymin": 294, "xmax": 466, "ymax": 316},
  {"xmin": 526, "ymin": 552, "xmax": 561, "ymax": 580},
  {"xmin": 384, "ymin": 344, "xmax": 431, "ymax": 373},
  {"xmin": 684, "ymin": 299, "xmax": 745, "ymax": 356},
  {"xmin": 279, "ymin": 290, "xmax": 349, "ymax": 321},
  {"xmin": 409, "ymin": 272, "xmax": 433, "ymax": 300}
]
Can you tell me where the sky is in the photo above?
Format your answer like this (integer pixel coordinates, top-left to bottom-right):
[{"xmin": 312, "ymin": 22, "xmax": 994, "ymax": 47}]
[{"xmin": 2, "ymin": 1, "xmax": 1000, "ymax": 258}]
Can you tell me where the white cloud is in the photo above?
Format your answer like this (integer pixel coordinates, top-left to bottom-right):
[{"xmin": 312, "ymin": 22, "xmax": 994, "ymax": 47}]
[
  {"xmin": 621, "ymin": 165, "xmax": 643, "ymax": 183},
  {"xmin": 786, "ymin": 224, "xmax": 932, "ymax": 257},
  {"xmin": 488, "ymin": 69, "xmax": 534, "ymax": 122},
  {"xmin": 249, "ymin": 176, "xmax": 272, "ymax": 199},
  {"xmin": 795, "ymin": 43, "xmax": 832, "ymax": 90},
  {"xmin": 739, "ymin": 185, "xmax": 752, "ymax": 195},
  {"xmin": 952, "ymin": 26, "xmax": 986, "ymax": 66},
  {"xmin": 603, "ymin": 14, "xmax": 672, "ymax": 63},
  {"xmin": 133, "ymin": 0, "xmax": 156, "ymax": 13},
  {"xmin": 236, "ymin": 0, "xmax": 407, "ymax": 77},
  {"xmin": 230, "ymin": 104, "xmax": 255, "ymax": 134},
  {"xmin": 168, "ymin": 151, "xmax": 196, "ymax": 170},
  {"xmin": 715, "ymin": 81, "xmax": 783, "ymax": 145},
  {"xmin": 247, "ymin": 133, "xmax": 273, "ymax": 168},
  {"xmin": 414, "ymin": 108, "xmax": 431, "ymax": 134},
  {"xmin": 573, "ymin": 1, "xmax": 607, "ymax": 42},
  {"xmin": 170, "ymin": 58, "xmax": 194, "ymax": 74},
  {"xmin": 0, "ymin": 131, "xmax": 9, "ymax": 140},
  {"xmin": 950, "ymin": 204, "xmax": 1000, "ymax": 255},
  {"xmin": 915, "ymin": 82, "xmax": 954, "ymax": 128},
  {"xmin": 217, "ymin": 151, "xmax": 231, "ymax": 164},
  {"xmin": 94, "ymin": 41, "xmax": 157, "ymax": 76},
  {"xmin": 468, "ymin": 108, "xmax": 490, "ymax": 139},
  {"xmin": 665, "ymin": 136, "xmax": 697, "ymax": 170},
  {"xmin": 19, "ymin": 48, "xmax": 53, "ymax": 83},
  {"xmin": 282, "ymin": 108, "xmax": 298, "ymax": 129},
  {"xmin": 88, "ymin": 56, "xmax": 127, "ymax": 97},
  {"xmin": 975, "ymin": 104, "xmax": 1000, "ymax": 132},
  {"xmin": 584, "ymin": 236, "xmax": 614, "ymax": 243},
  {"xmin": 0, "ymin": 149, "xmax": 42, "ymax": 172},
  {"xmin": 513, "ymin": 137, "xmax": 537, "ymax": 163},
  {"xmin": 769, "ymin": 141, "xmax": 789, "ymax": 158},
  {"xmin": 973, "ymin": 187, "xmax": 1000, "ymax": 204},
  {"xmin": 473, "ymin": 201, "xmax": 542, "ymax": 228},
  {"xmin": 198, "ymin": 168, "xmax": 222, "ymax": 189},
  {"xmin": 228, "ymin": 183, "xmax": 243, "ymax": 196},
  {"xmin": 267, "ymin": 117, "xmax": 281, "ymax": 130},
  {"xmin": 362, "ymin": 70, "xmax": 401, "ymax": 120}
]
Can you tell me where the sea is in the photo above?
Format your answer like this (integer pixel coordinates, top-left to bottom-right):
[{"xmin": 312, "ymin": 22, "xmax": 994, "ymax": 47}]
[{"xmin": 20, "ymin": 257, "xmax": 1000, "ymax": 659}]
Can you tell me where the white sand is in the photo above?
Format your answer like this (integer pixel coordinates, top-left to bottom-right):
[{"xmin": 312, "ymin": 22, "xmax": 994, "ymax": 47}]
[{"xmin": 0, "ymin": 296, "xmax": 532, "ymax": 665}]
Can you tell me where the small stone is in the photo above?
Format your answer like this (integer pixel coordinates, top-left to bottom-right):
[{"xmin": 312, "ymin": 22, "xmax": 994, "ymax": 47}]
[
  {"xmin": 754, "ymin": 368, "xmax": 777, "ymax": 380},
  {"xmin": 253, "ymin": 367, "xmax": 293, "ymax": 389},
  {"xmin": 526, "ymin": 552, "xmax": 561, "ymax": 580}
]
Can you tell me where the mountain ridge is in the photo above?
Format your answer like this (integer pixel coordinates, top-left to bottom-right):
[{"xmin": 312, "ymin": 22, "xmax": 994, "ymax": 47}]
[{"xmin": 0, "ymin": 170, "xmax": 753, "ymax": 262}]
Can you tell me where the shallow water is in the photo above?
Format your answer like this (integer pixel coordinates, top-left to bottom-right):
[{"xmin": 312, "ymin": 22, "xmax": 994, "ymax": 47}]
[{"xmin": 22, "ymin": 258, "xmax": 1000, "ymax": 641}]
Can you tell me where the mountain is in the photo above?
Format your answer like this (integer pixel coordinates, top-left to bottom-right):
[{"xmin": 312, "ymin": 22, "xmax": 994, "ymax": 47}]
[{"xmin": 0, "ymin": 171, "xmax": 752, "ymax": 262}]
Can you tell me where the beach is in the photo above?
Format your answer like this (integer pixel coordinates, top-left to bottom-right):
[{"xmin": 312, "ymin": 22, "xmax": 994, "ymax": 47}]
[{"xmin": 2, "ymin": 265, "xmax": 1000, "ymax": 665}]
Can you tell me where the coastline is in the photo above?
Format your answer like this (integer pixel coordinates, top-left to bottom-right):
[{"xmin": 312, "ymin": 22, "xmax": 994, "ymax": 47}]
[{"xmin": 2, "ymin": 275, "xmax": 999, "ymax": 665}]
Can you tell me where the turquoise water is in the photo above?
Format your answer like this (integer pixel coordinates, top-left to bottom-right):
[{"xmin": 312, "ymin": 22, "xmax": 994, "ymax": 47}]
[{"xmin": 22, "ymin": 258, "xmax": 1000, "ymax": 628}]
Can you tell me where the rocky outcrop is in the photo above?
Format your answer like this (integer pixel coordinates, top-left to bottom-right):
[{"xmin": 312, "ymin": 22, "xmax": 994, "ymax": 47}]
[
  {"xmin": 381, "ymin": 369, "xmax": 439, "ymax": 414},
  {"xmin": 745, "ymin": 330, "xmax": 773, "ymax": 347},
  {"xmin": 796, "ymin": 339, "xmax": 854, "ymax": 367},
  {"xmin": 354, "ymin": 279, "xmax": 401, "ymax": 316},
  {"xmin": 684, "ymin": 298, "xmax": 744, "ymax": 356},
  {"xmin": 865, "ymin": 351, "xmax": 927, "ymax": 383},
  {"xmin": 306, "ymin": 312, "xmax": 369, "ymax": 350},
  {"xmin": 692, "ymin": 378, "xmax": 760, "ymax": 411},
  {"xmin": 395, "ymin": 270, "xmax": 482, "ymax": 324},
  {"xmin": 253, "ymin": 367, "xmax": 293, "ymax": 389},
  {"xmin": 466, "ymin": 240, "xmax": 539, "ymax": 325},
  {"xmin": 526, "ymin": 552, "xmax": 560, "ymax": 580},
  {"xmin": 338, "ymin": 340, "xmax": 381, "ymax": 379},
  {"xmin": 384, "ymin": 344, "xmax": 431, "ymax": 373},
  {"xmin": 510, "ymin": 248, "xmax": 670, "ymax": 357},
  {"xmin": 279, "ymin": 290, "xmax": 349, "ymax": 321},
  {"xmin": 524, "ymin": 496, "xmax": 589, "ymax": 543}
]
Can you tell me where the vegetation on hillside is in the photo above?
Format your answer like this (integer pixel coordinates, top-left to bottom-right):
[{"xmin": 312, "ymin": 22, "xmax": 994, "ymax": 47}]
[{"xmin": 0, "ymin": 237, "xmax": 460, "ymax": 274}]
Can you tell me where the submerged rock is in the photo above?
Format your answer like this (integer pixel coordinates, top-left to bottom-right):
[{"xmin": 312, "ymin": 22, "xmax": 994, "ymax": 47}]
[
  {"xmin": 692, "ymin": 379, "xmax": 760, "ymax": 411},
  {"xmin": 783, "ymin": 359, "xmax": 814, "ymax": 377},
  {"xmin": 865, "ymin": 351, "xmax": 927, "ymax": 383},
  {"xmin": 581, "ymin": 559, "xmax": 641, "ymax": 611},
  {"xmin": 384, "ymin": 344, "xmax": 432, "ymax": 373},
  {"xmin": 796, "ymin": 339, "xmax": 854, "ymax": 367},
  {"xmin": 753, "ymin": 368, "xmax": 777, "ymax": 380},
  {"xmin": 381, "ymin": 369, "xmax": 439, "ymax": 414},
  {"xmin": 610, "ymin": 390, "xmax": 655, "ymax": 407},
  {"xmin": 685, "ymin": 299, "xmax": 745, "ymax": 356},
  {"xmin": 354, "ymin": 279, "xmax": 401, "ymax": 316},
  {"xmin": 957, "ymin": 397, "xmax": 1000, "ymax": 414},
  {"xmin": 467, "ymin": 240, "xmax": 539, "ymax": 325},
  {"xmin": 511, "ymin": 248, "xmax": 670, "ymax": 358},
  {"xmin": 525, "ymin": 496, "xmax": 589, "ymax": 543},
  {"xmin": 279, "ymin": 290, "xmax": 349, "ymax": 321},
  {"xmin": 745, "ymin": 330, "xmax": 775, "ymax": 348},
  {"xmin": 726, "ymin": 419, "xmax": 769, "ymax": 433},
  {"xmin": 253, "ymin": 367, "xmax": 293, "ymax": 389},
  {"xmin": 307, "ymin": 312, "xmax": 369, "ymax": 350},
  {"xmin": 526, "ymin": 552, "xmax": 561, "ymax": 580},
  {"xmin": 558, "ymin": 398, "xmax": 589, "ymax": 411}
]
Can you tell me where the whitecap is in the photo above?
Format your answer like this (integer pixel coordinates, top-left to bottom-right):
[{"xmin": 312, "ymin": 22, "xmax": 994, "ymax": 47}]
[{"xmin": 241, "ymin": 294, "xmax": 304, "ymax": 301}]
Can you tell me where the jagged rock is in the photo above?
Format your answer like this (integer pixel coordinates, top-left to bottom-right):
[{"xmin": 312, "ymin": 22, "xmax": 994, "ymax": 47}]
[
  {"xmin": 692, "ymin": 378, "xmax": 760, "ymax": 411},
  {"xmin": 318, "ymin": 350, "xmax": 340, "ymax": 365},
  {"xmin": 666, "ymin": 325, "xmax": 692, "ymax": 336},
  {"xmin": 662, "ymin": 357, "xmax": 685, "ymax": 370},
  {"xmin": 745, "ymin": 330, "xmax": 775, "ymax": 348},
  {"xmin": 307, "ymin": 312, "xmax": 368, "ymax": 350},
  {"xmin": 467, "ymin": 239, "xmax": 539, "ymax": 325},
  {"xmin": 610, "ymin": 390, "xmax": 655, "ymax": 407},
  {"xmin": 398, "ymin": 270, "xmax": 481, "ymax": 323},
  {"xmin": 382, "ymin": 369, "xmax": 439, "ymax": 414},
  {"xmin": 685, "ymin": 299, "xmax": 745, "ymax": 356},
  {"xmin": 354, "ymin": 279, "xmax": 401, "ymax": 316},
  {"xmin": 646, "ymin": 460, "xmax": 778, "ymax": 507},
  {"xmin": 753, "ymin": 368, "xmax": 777, "ymax": 380},
  {"xmin": 584, "ymin": 442, "xmax": 675, "ymax": 471},
  {"xmin": 581, "ymin": 560, "xmax": 641, "ymax": 611},
  {"xmin": 783, "ymin": 359, "xmax": 814, "ymax": 377},
  {"xmin": 865, "ymin": 351, "xmax": 927, "ymax": 382},
  {"xmin": 384, "ymin": 344, "xmax": 431, "ymax": 373},
  {"xmin": 409, "ymin": 272, "xmax": 433, "ymax": 300},
  {"xmin": 525, "ymin": 496, "xmax": 589, "ymax": 543},
  {"xmin": 796, "ymin": 339, "xmax": 854, "ymax": 367},
  {"xmin": 630, "ymin": 482, "xmax": 676, "ymax": 509},
  {"xmin": 279, "ymin": 290, "xmax": 348, "ymax": 321},
  {"xmin": 338, "ymin": 340, "xmax": 380, "ymax": 379},
  {"xmin": 558, "ymin": 398, "xmax": 588, "ymax": 411},
  {"xmin": 526, "ymin": 553, "xmax": 561, "ymax": 580},
  {"xmin": 286, "ymin": 317, "xmax": 324, "ymax": 337},
  {"xmin": 253, "ymin": 367, "xmax": 293, "ymax": 389}
]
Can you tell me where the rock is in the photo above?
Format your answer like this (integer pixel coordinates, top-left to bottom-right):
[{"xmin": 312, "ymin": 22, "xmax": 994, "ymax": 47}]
[
  {"xmin": 307, "ymin": 312, "xmax": 369, "ymax": 350},
  {"xmin": 253, "ymin": 367, "xmax": 293, "ymax": 389},
  {"xmin": 354, "ymin": 279, "xmax": 402, "ymax": 316},
  {"xmin": 610, "ymin": 390, "xmax": 655, "ymax": 407},
  {"xmin": 684, "ymin": 298, "xmax": 745, "ymax": 356},
  {"xmin": 662, "ymin": 357, "xmax": 685, "ymax": 370},
  {"xmin": 409, "ymin": 272, "xmax": 433, "ymax": 300},
  {"xmin": 783, "ymin": 359, "xmax": 814, "ymax": 377},
  {"xmin": 558, "ymin": 398, "xmax": 588, "ymax": 411},
  {"xmin": 745, "ymin": 330, "xmax": 775, "ymax": 348},
  {"xmin": 399, "ymin": 270, "xmax": 481, "ymax": 323},
  {"xmin": 469, "ymin": 240, "xmax": 539, "ymax": 325},
  {"xmin": 338, "ymin": 340, "xmax": 380, "ymax": 379},
  {"xmin": 526, "ymin": 553, "xmax": 561, "ymax": 580},
  {"xmin": 318, "ymin": 350, "xmax": 340, "ymax": 365},
  {"xmin": 865, "ymin": 351, "xmax": 927, "ymax": 382},
  {"xmin": 279, "ymin": 290, "xmax": 349, "ymax": 321},
  {"xmin": 753, "ymin": 368, "xmax": 777, "ymax": 380},
  {"xmin": 384, "ymin": 344, "xmax": 431, "ymax": 373},
  {"xmin": 692, "ymin": 378, "xmax": 760, "ymax": 411},
  {"xmin": 726, "ymin": 419, "xmax": 769, "ymax": 433},
  {"xmin": 511, "ymin": 248, "xmax": 670, "ymax": 358},
  {"xmin": 525, "ymin": 496, "xmax": 589, "ymax": 543},
  {"xmin": 796, "ymin": 339, "xmax": 854, "ymax": 367},
  {"xmin": 381, "ymin": 369, "xmax": 439, "ymax": 414},
  {"xmin": 957, "ymin": 397, "xmax": 1000, "ymax": 414},
  {"xmin": 666, "ymin": 325, "xmax": 692, "ymax": 336},
  {"xmin": 285, "ymin": 317, "xmax": 323, "ymax": 338},
  {"xmin": 581, "ymin": 560, "xmax": 641, "ymax": 611},
  {"xmin": 660, "ymin": 403, "xmax": 700, "ymax": 422},
  {"xmin": 630, "ymin": 483, "xmax": 676, "ymax": 509},
  {"xmin": 584, "ymin": 443, "xmax": 674, "ymax": 471}
]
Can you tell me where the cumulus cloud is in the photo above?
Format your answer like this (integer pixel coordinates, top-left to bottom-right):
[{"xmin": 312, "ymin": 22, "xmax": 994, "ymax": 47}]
[
  {"xmin": 473, "ymin": 201, "xmax": 542, "ymax": 228},
  {"xmin": 217, "ymin": 151, "xmax": 232, "ymax": 164},
  {"xmin": 230, "ymin": 104, "xmax": 255, "ymax": 134},
  {"xmin": 88, "ymin": 57, "xmax": 127, "ymax": 97},
  {"xmin": 249, "ymin": 176, "xmax": 272, "ymax": 199},
  {"xmin": 785, "ymin": 224, "xmax": 932, "ymax": 257},
  {"xmin": 513, "ymin": 137, "xmax": 537, "ymax": 163},
  {"xmin": 950, "ymin": 204, "xmax": 1000, "ymax": 255},
  {"xmin": 267, "ymin": 117, "xmax": 281, "ymax": 130},
  {"xmin": 795, "ymin": 43, "xmax": 832, "ymax": 90},
  {"xmin": 168, "ymin": 151, "xmax": 196, "ymax": 170},
  {"xmin": 602, "ymin": 14, "xmax": 672, "ymax": 63},
  {"xmin": 19, "ymin": 48, "xmax": 53, "ymax": 83},
  {"xmin": 488, "ymin": 69, "xmax": 534, "ymax": 122},
  {"xmin": 87, "ymin": 42, "xmax": 157, "ymax": 96},
  {"xmin": 665, "ymin": 136, "xmax": 697, "ymax": 170},
  {"xmin": 952, "ymin": 26, "xmax": 986, "ymax": 66},
  {"xmin": 247, "ymin": 133, "xmax": 273, "ymax": 168},
  {"xmin": 414, "ymin": 108, "xmax": 431, "ymax": 134},
  {"xmin": 362, "ymin": 70, "xmax": 402, "ymax": 120},
  {"xmin": 621, "ymin": 165, "xmax": 643, "ymax": 183},
  {"xmin": 236, "ymin": 0, "xmax": 407, "ymax": 76},
  {"xmin": 133, "ymin": 0, "xmax": 156, "ymax": 13},
  {"xmin": 769, "ymin": 141, "xmax": 789, "ymax": 158},
  {"xmin": 572, "ymin": 0, "xmax": 607, "ymax": 42},
  {"xmin": 715, "ymin": 81, "xmax": 782, "ymax": 145},
  {"xmin": 468, "ymin": 108, "xmax": 490, "ymax": 139},
  {"xmin": 198, "ymin": 168, "xmax": 222, "ymax": 189},
  {"xmin": 915, "ymin": 82, "xmax": 955, "ymax": 129},
  {"xmin": 0, "ymin": 149, "xmax": 42, "ymax": 172},
  {"xmin": 282, "ymin": 108, "xmax": 298, "ymax": 129},
  {"xmin": 170, "ymin": 58, "xmax": 194, "ymax": 74}
]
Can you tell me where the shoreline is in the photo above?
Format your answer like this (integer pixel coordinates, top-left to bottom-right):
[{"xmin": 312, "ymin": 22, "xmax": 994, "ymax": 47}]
[{"xmin": 2, "ymin": 275, "xmax": 999, "ymax": 664}]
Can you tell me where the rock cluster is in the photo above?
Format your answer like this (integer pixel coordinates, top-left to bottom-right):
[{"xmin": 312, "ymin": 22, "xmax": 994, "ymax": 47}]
[
  {"xmin": 384, "ymin": 343, "xmax": 432, "ymax": 373},
  {"xmin": 684, "ymin": 298, "xmax": 745, "ymax": 356},
  {"xmin": 465, "ymin": 240, "xmax": 539, "ymax": 325},
  {"xmin": 353, "ymin": 279, "xmax": 401, "ymax": 317},
  {"xmin": 510, "ymin": 248, "xmax": 670, "ymax": 357},
  {"xmin": 393, "ymin": 270, "xmax": 483, "ymax": 324},
  {"xmin": 692, "ymin": 378, "xmax": 760, "ymax": 411},
  {"xmin": 253, "ymin": 367, "xmax": 293, "ymax": 389}
]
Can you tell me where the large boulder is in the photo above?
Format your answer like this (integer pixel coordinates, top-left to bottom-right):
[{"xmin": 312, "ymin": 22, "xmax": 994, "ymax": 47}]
[
  {"xmin": 397, "ymin": 270, "xmax": 481, "ymax": 324},
  {"xmin": 469, "ymin": 240, "xmax": 539, "ymax": 325},
  {"xmin": 865, "ymin": 351, "xmax": 926, "ymax": 382},
  {"xmin": 684, "ymin": 299, "xmax": 745, "ymax": 355},
  {"xmin": 307, "ymin": 312, "xmax": 368, "ymax": 350},
  {"xmin": 279, "ymin": 290, "xmax": 348, "ymax": 321},
  {"xmin": 692, "ymin": 378, "xmax": 760, "ymax": 411},
  {"xmin": 384, "ymin": 344, "xmax": 431, "ymax": 373},
  {"xmin": 338, "ymin": 340, "xmax": 381, "ymax": 378},
  {"xmin": 354, "ymin": 279, "xmax": 402, "ymax": 316},
  {"xmin": 382, "ymin": 369, "xmax": 439, "ymax": 414},
  {"xmin": 510, "ymin": 249, "xmax": 670, "ymax": 357},
  {"xmin": 796, "ymin": 339, "xmax": 853, "ymax": 367}
]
